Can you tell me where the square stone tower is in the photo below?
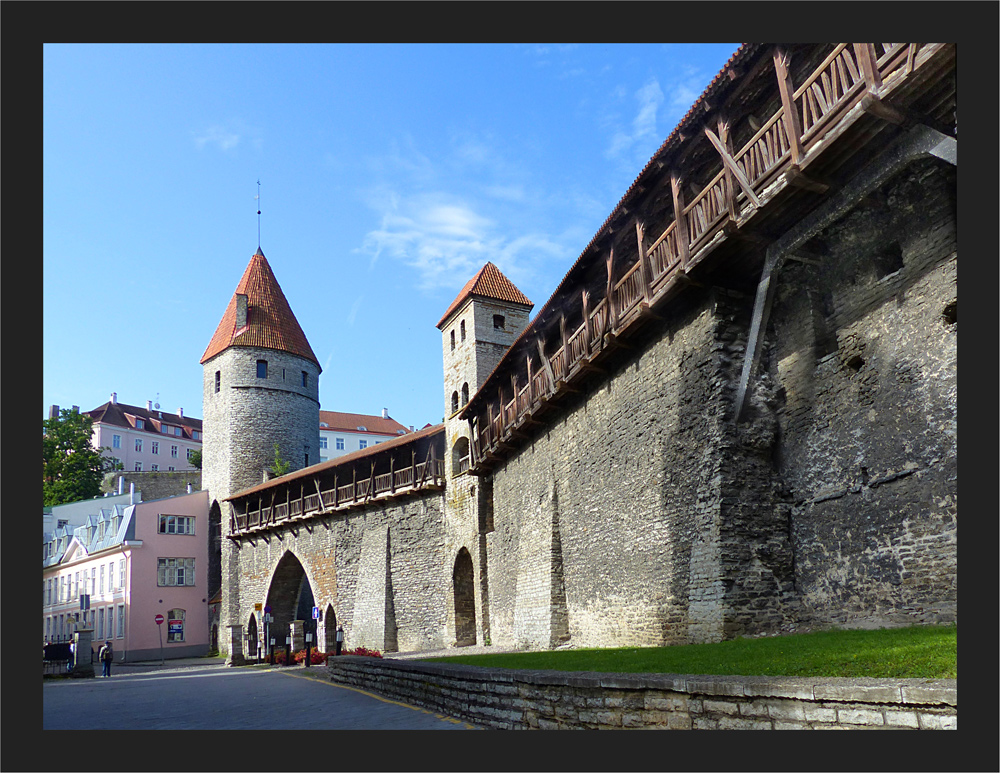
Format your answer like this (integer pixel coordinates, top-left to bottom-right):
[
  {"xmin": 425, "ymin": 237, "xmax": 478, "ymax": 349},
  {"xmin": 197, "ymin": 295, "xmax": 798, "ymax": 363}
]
[{"xmin": 436, "ymin": 262, "xmax": 531, "ymax": 645}]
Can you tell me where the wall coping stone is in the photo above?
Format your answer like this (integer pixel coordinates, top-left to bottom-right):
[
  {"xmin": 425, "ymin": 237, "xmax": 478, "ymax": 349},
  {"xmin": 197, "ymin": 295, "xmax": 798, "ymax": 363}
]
[{"xmin": 327, "ymin": 656, "xmax": 957, "ymax": 707}]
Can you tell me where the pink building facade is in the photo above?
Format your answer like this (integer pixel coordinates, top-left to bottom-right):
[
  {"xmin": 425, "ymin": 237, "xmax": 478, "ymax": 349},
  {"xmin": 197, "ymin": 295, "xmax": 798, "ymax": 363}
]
[{"xmin": 43, "ymin": 490, "xmax": 210, "ymax": 662}]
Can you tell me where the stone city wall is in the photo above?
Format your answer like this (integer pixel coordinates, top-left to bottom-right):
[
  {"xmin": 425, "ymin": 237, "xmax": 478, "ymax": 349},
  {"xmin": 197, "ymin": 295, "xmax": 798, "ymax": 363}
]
[{"xmin": 326, "ymin": 656, "xmax": 957, "ymax": 730}]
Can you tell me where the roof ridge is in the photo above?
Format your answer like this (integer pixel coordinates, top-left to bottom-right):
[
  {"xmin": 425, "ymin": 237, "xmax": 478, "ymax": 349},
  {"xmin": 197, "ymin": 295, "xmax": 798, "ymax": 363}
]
[{"xmin": 436, "ymin": 262, "xmax": 532, "ymax": 329}]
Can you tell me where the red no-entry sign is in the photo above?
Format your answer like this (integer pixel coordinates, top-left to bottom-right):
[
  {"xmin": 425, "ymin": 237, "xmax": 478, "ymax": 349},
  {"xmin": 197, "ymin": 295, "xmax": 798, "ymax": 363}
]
[{"xmin": 155, "ymin": 614, "xmax": 165, "ymax": 625}]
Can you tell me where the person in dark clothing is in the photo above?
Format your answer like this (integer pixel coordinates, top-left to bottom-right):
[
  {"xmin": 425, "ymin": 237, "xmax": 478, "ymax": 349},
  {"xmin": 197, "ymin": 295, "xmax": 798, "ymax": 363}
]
[
  {"xmin": 335, "ymin": 625, "xmax": 344, "ymax": 655},
  {"xmin": 99, "ymin": 641, "xmax": 114, "ymax": 677}
]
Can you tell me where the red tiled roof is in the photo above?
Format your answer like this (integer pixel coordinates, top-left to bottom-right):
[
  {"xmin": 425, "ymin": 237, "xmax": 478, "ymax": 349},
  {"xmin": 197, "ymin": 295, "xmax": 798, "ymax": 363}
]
[
  {"xmin": 201, "ymin": 248, "xmax": 319, "ymax": 367},
  {"xmin": 85, "ymin": 400, "xmax": 202, "ymax": 435},
  {"xmin": 319, "ymin": 410, "xmax": 410, "ymax": 436},
  {"xmin": 436, "ymin": 262, "xmax": 532, "ymax": 329}
]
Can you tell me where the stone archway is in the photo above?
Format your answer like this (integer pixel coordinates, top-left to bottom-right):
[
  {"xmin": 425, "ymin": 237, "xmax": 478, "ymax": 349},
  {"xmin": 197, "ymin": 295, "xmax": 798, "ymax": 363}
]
[
  {"xmin": 323, "ymin": 604, "xmax": 337, "ymax": 653},
  {"xmin": 246, "ymin": 614, "xmax": 259, "ymax": 661},
  {"xmin": 265, "ymin": 551, "xmax": 315, "ymax": 647},
  {"xmin": 453, "ymin": 548, "xmax": 476, "ymax": 646}
]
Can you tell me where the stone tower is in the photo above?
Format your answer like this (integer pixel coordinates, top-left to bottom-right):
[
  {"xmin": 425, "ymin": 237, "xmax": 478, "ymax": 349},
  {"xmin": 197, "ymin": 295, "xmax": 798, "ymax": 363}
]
[
  {"xmin": 436, "ymin": 262, "xmax": 531, "ymax": 646},
  {"xmin": 201, "ymin": 247, "xmax": 321, "ymax": 661}
]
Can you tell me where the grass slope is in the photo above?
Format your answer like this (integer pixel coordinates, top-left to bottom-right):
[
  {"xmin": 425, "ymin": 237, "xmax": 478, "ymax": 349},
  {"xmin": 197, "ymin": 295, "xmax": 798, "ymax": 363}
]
[{"xmin": 422, "ymin": 624, "xmax": 957, "ymax": 679}]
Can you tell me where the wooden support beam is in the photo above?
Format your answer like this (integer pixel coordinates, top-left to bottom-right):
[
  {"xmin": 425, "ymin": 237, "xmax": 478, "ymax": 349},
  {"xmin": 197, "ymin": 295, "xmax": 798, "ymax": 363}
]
[
  {"xmin": 773, "ymin": 48, "xmax": 805, "ymax": 165},
  {"xmin": 670, "ymin": 175, "xmax": 691, "ymax": 270},
  {"xmin": 853, "ymin": 43, "xmax": 882, "ymax": 94},
  {"xmin": 860, "ymin": 93, "xmax": 906, "ymax": 125},
  {"xmin": 605, "ymin": 248, "xmax": 618, "ymax": 331},
  {"xmin": 784, "ymin": 165, "xmax": 830, "ymax": 193},
  {"xmin": 581, "ymin": 290, "xmax": 592, "ymax": 353},
  {"xmin": 536, "ymin": 336, "xmax": 556, "ymax": 393},
  {"xmin": 716, "ymin": 117, "xmax": 740, "ymax": 222},
  {"xmin": 635, "ymin": 219, "xmax": 653, "ymax": 303},
  {"xmin": 703, "ymin": 127, "xmax": 763, "ymax": 209}
]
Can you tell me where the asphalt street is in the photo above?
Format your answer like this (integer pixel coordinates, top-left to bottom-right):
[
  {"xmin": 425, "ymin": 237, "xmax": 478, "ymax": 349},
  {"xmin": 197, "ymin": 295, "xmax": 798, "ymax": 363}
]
[{"xmin": 42, "ymin": 659, "xmax": 479, "ymax": 730}]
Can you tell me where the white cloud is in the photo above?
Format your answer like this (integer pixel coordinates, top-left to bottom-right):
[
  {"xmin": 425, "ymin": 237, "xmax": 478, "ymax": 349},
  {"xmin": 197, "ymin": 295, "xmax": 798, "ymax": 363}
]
[
  {"xmin": 347, "ymin": 296, "xmax": 364, "ymax": 327},
  {"xmin": 605, "ymin": 76, "xmax": 663, "ymax": 161},
  {"xmin": 193, "ymin": 125, "xmax": 240, "ymax": 152}
]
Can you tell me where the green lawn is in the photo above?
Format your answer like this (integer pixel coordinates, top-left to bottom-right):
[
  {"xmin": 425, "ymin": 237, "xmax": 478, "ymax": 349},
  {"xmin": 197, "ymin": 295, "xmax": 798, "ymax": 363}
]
[{"xmin": 421, "ymin": 624, "xmax": 956, "ymax": 679}]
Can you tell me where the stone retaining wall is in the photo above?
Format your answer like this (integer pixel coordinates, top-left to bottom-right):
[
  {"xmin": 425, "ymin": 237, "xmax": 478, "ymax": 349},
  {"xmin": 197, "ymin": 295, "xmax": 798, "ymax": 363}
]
[{"xmin": 326, "ymin": 656, "xmax": 956, "ymax": 730}]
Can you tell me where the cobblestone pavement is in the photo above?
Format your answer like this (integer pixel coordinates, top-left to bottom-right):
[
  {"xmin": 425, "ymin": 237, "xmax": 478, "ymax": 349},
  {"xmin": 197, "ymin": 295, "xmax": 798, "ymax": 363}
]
[{"xmin": 43, "ymin": 656, "xmax": 479, "ymax": 730}]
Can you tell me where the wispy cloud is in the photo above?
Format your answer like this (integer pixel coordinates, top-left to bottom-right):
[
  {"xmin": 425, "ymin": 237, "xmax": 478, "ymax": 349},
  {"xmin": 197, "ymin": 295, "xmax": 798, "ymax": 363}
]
[
  {"xmin": 192, "ymin": 125, "xmax": 240, "ymax": 152},
  {"xmin": 606, "ymin": 76, "xmax": 664, "ymax": 161},
  {"xmin": 347, "ymin": 296, "xmax": 364, "ymax": 327}
]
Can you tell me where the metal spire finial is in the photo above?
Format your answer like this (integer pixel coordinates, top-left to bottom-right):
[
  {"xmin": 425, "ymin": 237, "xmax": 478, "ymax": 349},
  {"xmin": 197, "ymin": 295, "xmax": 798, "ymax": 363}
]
[{"xmin": 255, "ymin": 179, "xmax": 261, "ymax": 249}]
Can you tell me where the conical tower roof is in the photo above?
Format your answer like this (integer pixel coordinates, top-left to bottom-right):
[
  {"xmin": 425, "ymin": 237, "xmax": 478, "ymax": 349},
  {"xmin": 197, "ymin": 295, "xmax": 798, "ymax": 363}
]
[
  {"xmin": 201, "ymin": 248, "xmax": 320, "ymax": 367},
  {"xmin": 436, "ymin": 262, "xmax": 532, "ymax": 329}
]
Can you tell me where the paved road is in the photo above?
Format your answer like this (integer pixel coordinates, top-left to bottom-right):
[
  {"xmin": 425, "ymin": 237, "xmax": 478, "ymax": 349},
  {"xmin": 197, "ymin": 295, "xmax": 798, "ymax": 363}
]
[{"xmin": 43, "ymin": 660, "xmax": 478, "ymax": 730}]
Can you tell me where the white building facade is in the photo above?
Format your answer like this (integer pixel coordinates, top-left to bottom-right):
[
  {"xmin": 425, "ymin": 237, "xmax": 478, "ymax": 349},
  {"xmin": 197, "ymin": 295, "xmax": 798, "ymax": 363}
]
[{"xmin": 318, "ymin": 409, "xmax": 411, "ymax": 462}]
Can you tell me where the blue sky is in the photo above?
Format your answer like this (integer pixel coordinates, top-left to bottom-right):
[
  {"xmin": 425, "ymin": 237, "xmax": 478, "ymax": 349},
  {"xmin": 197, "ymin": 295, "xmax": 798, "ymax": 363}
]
[{"xmin": 43, "ymin": 43, "xmax": 740, "ymax": 431}]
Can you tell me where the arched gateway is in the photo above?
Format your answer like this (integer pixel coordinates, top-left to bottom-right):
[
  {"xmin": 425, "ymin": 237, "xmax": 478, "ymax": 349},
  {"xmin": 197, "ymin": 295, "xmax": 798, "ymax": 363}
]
[
  {"xmin": 265, "ymin": 551, "xmax": 316, "ymax": 651},
  {"xmin": 453, "ymin": 548, "xmax": 476, "ymax": 646}
]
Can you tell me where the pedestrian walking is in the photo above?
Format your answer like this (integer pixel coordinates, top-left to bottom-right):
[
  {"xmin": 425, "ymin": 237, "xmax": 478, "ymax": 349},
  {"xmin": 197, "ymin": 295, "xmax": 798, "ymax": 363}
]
[
  {"xmin": 99, "ymin": 640, "xmax": 114, "ymax": 677},
  {"xmin": 68, "ymin": 640, "xmax": 76, "ymax": 673},
  {"xmin": 335, "ymin": 625, "xmax": 344, "ymax": 656}
]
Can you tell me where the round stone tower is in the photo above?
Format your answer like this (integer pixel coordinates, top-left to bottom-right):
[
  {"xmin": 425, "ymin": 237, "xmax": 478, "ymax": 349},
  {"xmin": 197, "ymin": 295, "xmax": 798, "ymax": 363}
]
[{"xmin": 201, "ymin": 247, "xmax": 321, "ymax": 660}]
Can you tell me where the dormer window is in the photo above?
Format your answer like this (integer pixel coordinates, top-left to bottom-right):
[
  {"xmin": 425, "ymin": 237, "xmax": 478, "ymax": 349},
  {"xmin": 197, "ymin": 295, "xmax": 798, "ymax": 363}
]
[
  {"xmin": 136, "ymin": 419, "xmax": 145, "ymax": 430},
  {"xmin": 356, "ymin": 426, "xmax": 367, "ymax": 432}
]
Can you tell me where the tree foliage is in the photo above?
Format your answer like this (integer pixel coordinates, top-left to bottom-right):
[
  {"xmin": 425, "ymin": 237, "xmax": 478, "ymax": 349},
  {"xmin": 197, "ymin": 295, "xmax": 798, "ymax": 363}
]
[
  {"xmin": 43, "ymin": 409, "xmax": 123, "ymax": 506},
  {"xmin": 270, "ymin": 443, "xmax": 291, "ymax": 477},
  {"xmin": 188, "ymin": 449, "xmax": 203, "ymax": 470}
]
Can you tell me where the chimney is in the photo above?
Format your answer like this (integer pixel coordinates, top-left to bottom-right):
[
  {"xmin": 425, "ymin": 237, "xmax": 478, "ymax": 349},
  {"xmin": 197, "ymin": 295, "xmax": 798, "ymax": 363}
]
[
  {"xmin": 178, "ymin": 408, "xmax": 184, "ymax": 418},
  {"xmin": 236, "ymin": 293, "xmax": 248, "ymax": 329},
  {"xmin": 111, "ymin": 392, "xmax": 117, "ymax": 404},
  {"xmin": 129, "ymin": 482, "xmax": 135, "ymax": 505},
  {"xmin": 118, "ymin": 476, "xmax": 124, "ymax": 495},
  {"xmin": 49, "ymin": 405, "xmax": 60, "ymax": 419},
  {"xmin": 382, "ymin": 408, "xmax": 389, "ymax": 419},
  {"xmin": 147, "ymin": 400, "xmax": 153, "ymax": 411}
]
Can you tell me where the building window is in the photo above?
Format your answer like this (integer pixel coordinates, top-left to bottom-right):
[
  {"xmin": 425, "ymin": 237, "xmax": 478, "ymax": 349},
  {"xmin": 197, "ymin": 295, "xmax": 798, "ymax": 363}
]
[
  {"xmin": 359, "ymin": 440, "xmax": 367, "ymax": 450},
  {"xmin": 302, "ymin": 371, "xmax": 308, "ymax": 387},
  {"xmin": 186, "ymin": 448, "xmax": 195, "ymax": 460},
  {"xmin": 136, "ymin": 419, "xmax": 145, "ymax": 430},
  {"xmin": 494, "ymin": 314, "xmax": 505, "ymax": 329},
  {"xmin": 108, "ymin": 606, "xmax": 115, "ymax": 639},
  {"xmin": 171, "ymin": 445, "xmax": 178, "ymax": 458},
  {"xmin": 100, "ymin": 565, "xmax": 105, "ymax": 594},
  {"xmin": 215, "ymin": 371, "xmax": 221, "ymax": 393},
  {"xmin": 117, "ymin": 605, "xmax": 125, "ymax": 638},
  {"xmin": 113, "ymin": 434, "xmax": 121, "ymax": 449},
  {"xmin": 168, "ymin": 466, "xmax": 175, "ymax": 471},
  {"xmin": 336, "ymin": 438, "xmax": 345, "ymax": 451},
  {"xmin": 450, "ymin": 330, "xmax": 455, "ymax": 351},
  {"xmin": 119, "ymin": 559, "xmax": 126, "ymax": 589},
  {"xmin": 167, "ymin": 608, "xmax": 185, "ymax": 643},
  {"xmin": 135, "ymin": 462, "xmax": 142, "ymax": 471},
  {"xmin": 159, "ymin": 515, "xmax": 195, "ymax": 535},
  {"xmin": 108, "ymin": 561, "xmax": 115, "ymax": 591},
  {"xmin": 319, "ymin": 437, "xmax": 328, "ymax": 449},
  {"xmin": 157, "ymin": 558, "xmax": 196, "ymax": 587},
  {"xmin": 451, "ymin": 391, "xmax": 460, "ymax": 413},
  {"xmin": 152, "ymin": 441, "xmax": 159, "ymax": 454},
  {"xmin": 192, "ymin": 430, "xmax": 201, "ymax": 440},
  {"xmin": 460, "ymin": 320, "xmax": 466, "ymax": 341},
  {"xmin": 151, "ymin": 464, "xmax": 159, "ymax": 471},
  {"xmin": 461, "ymin": 383, "xmax": 469, "ymax": 406},
  {"xmin": 97, "ymin": 608, "xmax": 105, "ymax": 639},
  {"xmin": 135, "ymin": 438, "xmax": 143, "ymax": 452},
  {"xmin": 257, "ymin": 360, "xmax": 268, "ymax": 379}
]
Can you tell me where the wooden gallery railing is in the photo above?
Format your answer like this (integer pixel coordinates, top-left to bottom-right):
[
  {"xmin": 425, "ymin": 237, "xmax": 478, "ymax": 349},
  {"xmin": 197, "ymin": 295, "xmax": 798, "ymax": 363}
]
[
  {"xmin": 471, "ymin": 43, "xmax": 942, "ymax": 465},
  {"xmin": 229, "ymin": 457, "xmax": 445, "ymax": 536}
]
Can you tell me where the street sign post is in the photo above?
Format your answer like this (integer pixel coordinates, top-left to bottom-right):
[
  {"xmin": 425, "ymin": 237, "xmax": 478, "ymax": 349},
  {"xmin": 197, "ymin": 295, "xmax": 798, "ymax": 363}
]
[{"xmin": 155, "ymin": 614, "xmax": 164, "ymax": 664}]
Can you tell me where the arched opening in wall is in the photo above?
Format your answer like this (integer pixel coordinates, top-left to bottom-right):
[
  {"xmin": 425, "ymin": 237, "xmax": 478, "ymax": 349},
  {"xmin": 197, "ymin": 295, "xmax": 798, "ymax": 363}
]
[
  {"xmin": 452, "ymin": 437, "xmax": 470, "ymax": 476},
  {"xmin": 461, "ymin": 383, "xmax": 469, "ymax": 406},
  {"xmin": 208, "ymin": 501, "xmax": 222, "ymax": 600},
  {"xmin": 323, "ymin": 604, "xmax": 337, "ymax": 654},
  {"xmin": 210, "ymin": 623, "xmax": 218, "ymax": 653},
  {"xmin": 451, "ymin": 391, "xmax": 459, "ymax": 414},
  {"xmin": 453, "ymin": 548, "xmax": 476, "ymax": 647},
  {"xmin": 246, "ymin": 613, "xmax": 259, "ymax": 661},
  {"xmin": 265, "ymin": 551, "xmax": 315, "ymax": 645}
]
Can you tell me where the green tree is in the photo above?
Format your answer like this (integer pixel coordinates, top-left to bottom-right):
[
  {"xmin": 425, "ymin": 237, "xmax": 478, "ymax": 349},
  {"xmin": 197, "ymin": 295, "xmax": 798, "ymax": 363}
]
[
  {"xmin": 43, "ymin": 408, "xmax": 123, "ymax": 506},
  {"xmin": 270, "ymin": 443, "xmax": 291, "ymax": 477},
  {"xmin": 188, "ymin": 449, "xmax": 203, "ymax": 470}
]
